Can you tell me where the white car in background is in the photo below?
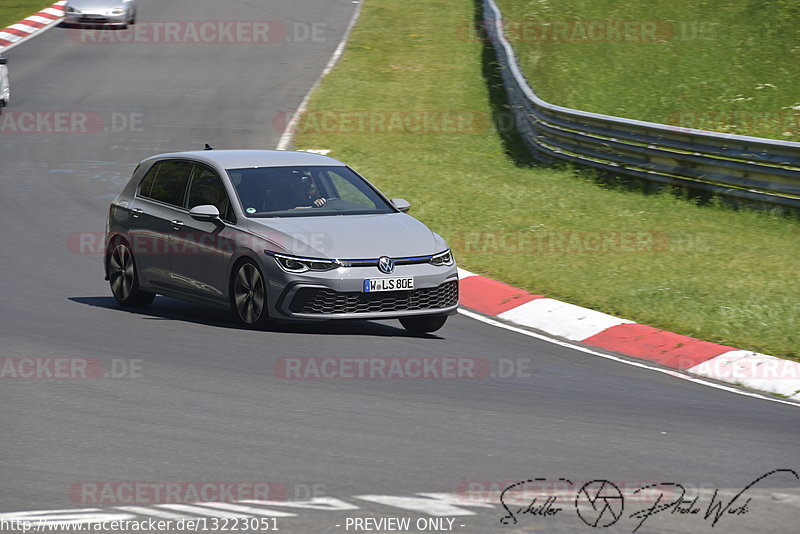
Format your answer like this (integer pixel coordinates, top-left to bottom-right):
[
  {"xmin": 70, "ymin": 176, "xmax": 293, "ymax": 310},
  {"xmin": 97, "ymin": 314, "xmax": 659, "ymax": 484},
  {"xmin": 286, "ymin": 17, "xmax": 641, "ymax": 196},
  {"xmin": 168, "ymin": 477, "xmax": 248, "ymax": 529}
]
[
  {"xmin": 0, "ymin": 55, "xmax": 8, "ymax": 112},
  {"xmin": 64, "ymin": 0, "xmax": 137, "ymax": 28}
]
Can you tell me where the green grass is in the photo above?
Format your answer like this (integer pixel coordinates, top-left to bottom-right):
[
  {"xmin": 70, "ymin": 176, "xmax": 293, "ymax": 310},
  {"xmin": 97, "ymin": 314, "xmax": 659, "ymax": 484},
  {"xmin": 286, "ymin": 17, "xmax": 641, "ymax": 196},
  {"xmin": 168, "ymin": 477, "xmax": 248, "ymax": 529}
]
[
  {"xmin": 293, "ymin": 0, "xmax": 800, "ymax": 360},
  {"xmin": 494, "ymin": 0, "xmax": 800, "ymax": 141},
  {"xmin": 0, "ymin": 2, "xmax": 55, "ymax": 30}
]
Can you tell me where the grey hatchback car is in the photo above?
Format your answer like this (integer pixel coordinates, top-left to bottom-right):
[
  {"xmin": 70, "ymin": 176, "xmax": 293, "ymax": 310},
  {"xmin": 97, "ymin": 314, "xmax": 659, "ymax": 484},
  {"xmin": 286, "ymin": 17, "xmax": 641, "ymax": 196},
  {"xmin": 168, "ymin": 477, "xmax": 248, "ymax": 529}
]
[{"xmin": 104, "ymin": 150, "xmax": 458, "ymax": 333}]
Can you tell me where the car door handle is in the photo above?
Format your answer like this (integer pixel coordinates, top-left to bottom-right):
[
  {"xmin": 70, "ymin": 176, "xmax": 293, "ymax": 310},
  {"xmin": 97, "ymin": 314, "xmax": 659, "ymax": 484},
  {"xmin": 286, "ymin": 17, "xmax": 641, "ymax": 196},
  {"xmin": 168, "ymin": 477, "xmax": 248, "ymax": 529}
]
[
  {"xmin": 131, "ymin": 208, "xmax": 143, "ymax": 218},
  {"xmin": 171, "ymin": 220, "xmax": 185, "ymax": 229}
]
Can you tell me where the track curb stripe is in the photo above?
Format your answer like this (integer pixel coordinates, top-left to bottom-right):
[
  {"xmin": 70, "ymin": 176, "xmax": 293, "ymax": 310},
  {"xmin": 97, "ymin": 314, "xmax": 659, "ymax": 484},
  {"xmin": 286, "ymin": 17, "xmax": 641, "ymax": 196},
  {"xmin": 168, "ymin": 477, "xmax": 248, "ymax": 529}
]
[
  {"xmin": 582, "ymin": 323, "xmax": 734, "ymax": 369},
  {"xmin": 458, "ymin": 276, "xmax": 544, "ymax": 316},
  {"xmin": 458, "ymin": 271, "xmax": 800, "ymax": 400},
  {"xmin": 0, "ymin": 1, "xmax": 66, "ymax": 52}
]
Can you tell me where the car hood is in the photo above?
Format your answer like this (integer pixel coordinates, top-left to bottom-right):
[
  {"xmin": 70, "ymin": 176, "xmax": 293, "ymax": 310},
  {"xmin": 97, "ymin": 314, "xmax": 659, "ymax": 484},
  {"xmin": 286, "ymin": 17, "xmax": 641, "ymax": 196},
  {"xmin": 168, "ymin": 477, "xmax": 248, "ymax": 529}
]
[
  {"xmin": 247, "ymin": 213, "xmax": 447, "ymax": 259},
  {"xmin": 68, "ymin": 0, "xmax": 128, "ymax": 10}
]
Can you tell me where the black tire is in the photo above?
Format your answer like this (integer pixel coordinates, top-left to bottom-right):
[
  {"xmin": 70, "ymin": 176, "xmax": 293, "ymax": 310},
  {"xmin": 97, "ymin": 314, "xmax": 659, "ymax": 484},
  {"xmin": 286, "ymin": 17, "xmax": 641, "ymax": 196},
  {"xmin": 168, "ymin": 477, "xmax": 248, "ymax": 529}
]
[
  {"xmin": 400, "ymin": 314, "xmax": 448, "ymax": 334},
  {"xmin": 231, "ymin": 260, "xmax": 270, "ymax": 328},
  {"xmin": 108, "ymin": 241, "xmax": 155, "ymax": 307}
]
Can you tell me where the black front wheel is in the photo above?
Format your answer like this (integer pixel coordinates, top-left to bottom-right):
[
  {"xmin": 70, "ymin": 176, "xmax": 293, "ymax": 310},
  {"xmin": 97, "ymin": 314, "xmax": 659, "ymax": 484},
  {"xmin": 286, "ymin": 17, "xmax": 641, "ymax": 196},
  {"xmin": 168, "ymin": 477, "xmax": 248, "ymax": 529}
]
[
  {"xmin": 231, "ymin": 260, "xmax": 270, "ymax": 328},
  {"xmin": 400, "ymin": 314, "xmax": 448, "ymax": 334}
]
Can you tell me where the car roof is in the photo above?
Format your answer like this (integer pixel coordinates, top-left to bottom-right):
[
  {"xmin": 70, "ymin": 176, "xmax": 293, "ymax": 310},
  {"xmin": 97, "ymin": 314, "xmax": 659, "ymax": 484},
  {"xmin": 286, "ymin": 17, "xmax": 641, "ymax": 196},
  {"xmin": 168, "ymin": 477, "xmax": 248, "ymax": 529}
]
[{"xmin": 142, "ymin": 149, "xmax": 346, "ymax": 169}]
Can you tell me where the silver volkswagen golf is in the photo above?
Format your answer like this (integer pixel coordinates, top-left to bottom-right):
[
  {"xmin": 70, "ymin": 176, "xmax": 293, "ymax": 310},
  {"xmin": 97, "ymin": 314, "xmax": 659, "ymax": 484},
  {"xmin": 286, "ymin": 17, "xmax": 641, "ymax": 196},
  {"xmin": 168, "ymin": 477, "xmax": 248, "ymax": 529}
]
[{"xmin": 104, "ymin": 150, "xmax": 458, "ymax": 333}]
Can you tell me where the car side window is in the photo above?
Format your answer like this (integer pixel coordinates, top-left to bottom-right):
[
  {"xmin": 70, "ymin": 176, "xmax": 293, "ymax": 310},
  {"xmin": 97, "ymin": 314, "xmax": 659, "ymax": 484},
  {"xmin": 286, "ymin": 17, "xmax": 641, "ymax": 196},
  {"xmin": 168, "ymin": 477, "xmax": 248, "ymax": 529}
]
[
  {"xmin": 137, "ymin": 162, "xmax": 160, "ymax": 198},
  {"xmin": 187, "ymin": 165, "xmax": 235, "ymax": 223},
  {"xmin": 148, "ymin": 160, "xmax": 194, "ymax": 207}
]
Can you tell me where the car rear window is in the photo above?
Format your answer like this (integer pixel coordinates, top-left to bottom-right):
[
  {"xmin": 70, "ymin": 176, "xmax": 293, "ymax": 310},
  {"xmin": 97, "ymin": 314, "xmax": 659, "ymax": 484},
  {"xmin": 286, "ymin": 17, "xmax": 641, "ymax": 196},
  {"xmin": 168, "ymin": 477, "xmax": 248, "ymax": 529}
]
[
  {"xmin": 147, "ymin": 160, "xmax": 193, "ymax": 207},
  {"xmin": 137, "ymin": 163, "xmax": 159, "ymax": 198}
]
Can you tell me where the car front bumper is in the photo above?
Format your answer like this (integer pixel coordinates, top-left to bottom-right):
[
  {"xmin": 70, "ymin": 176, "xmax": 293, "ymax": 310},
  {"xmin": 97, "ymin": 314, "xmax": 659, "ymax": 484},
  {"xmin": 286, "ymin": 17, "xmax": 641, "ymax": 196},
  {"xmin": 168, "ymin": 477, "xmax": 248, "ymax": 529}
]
[
  {"xmin": 262, "ymin": 256, "xmax": 459, "ymax": 321},
  {"xmin": 64, "ymin": 12, "xmax": 129, "ymax": 26}
]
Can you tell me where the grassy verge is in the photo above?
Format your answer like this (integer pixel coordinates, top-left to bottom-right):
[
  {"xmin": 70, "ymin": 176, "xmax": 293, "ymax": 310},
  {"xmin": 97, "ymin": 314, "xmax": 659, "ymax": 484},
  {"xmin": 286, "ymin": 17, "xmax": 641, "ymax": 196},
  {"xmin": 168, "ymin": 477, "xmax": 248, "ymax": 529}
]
[
  {"xmin": 494, "ymin": 0, "xmax": 800, "ymax": 141},
  {"xmin": 293, "ymin": 0, "xmax": 800, "ymax": 360},
  {"xmin": 0, "ymin": 2, "xmax": 55, "ymax": 31}
]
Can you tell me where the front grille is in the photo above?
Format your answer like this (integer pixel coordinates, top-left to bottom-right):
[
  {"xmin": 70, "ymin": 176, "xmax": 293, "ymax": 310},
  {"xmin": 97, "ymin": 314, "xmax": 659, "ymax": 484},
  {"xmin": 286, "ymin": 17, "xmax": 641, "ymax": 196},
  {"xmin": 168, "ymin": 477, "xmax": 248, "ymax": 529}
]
[
  {"xmin": 289, "ymin": 280, "xmax": 458, "ymax": 315},
  {"xmin": 338, "ymin": 255, "xmax": 434, "ymax": 268}
]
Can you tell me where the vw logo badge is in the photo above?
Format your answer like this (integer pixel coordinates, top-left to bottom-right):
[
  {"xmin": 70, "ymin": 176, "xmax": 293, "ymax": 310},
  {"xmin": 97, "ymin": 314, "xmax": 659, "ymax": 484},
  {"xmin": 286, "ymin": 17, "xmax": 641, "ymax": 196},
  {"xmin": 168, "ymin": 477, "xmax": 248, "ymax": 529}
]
[{"xmin": 378, "ymin": 256, "xmax": 395, "ymax": 274}]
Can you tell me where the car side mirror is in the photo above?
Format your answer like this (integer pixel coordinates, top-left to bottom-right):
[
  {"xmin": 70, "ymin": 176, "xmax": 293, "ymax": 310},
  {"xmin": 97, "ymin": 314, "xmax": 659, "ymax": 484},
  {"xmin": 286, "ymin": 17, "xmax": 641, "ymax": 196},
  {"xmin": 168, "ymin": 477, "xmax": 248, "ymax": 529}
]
[
  {"xmin": 0, "ymin": 57, "xmax": 7, "ymax": 65},
  {"xmin": 189, "ymin": 204, "xmax": 220, "ymax": 222},
  {"xmin": 391, "ymin": 198, "xmax": 411, "ymax": 213}
]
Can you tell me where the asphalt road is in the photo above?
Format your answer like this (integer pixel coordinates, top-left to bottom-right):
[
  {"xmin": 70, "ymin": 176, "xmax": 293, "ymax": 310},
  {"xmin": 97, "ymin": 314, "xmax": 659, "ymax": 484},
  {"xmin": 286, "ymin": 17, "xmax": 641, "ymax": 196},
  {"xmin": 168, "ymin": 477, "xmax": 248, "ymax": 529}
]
[{"xmin": 0, "ymin": 1, "xmax": 798, "ymax": 533}]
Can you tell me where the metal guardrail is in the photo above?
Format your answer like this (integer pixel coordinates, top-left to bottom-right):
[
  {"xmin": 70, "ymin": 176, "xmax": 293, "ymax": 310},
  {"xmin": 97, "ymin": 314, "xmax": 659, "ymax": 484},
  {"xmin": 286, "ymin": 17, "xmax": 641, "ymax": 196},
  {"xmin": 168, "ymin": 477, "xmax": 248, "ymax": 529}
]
[{"xmin": 483, "ymin": 0, "xmax": 800, "ymax": 209}]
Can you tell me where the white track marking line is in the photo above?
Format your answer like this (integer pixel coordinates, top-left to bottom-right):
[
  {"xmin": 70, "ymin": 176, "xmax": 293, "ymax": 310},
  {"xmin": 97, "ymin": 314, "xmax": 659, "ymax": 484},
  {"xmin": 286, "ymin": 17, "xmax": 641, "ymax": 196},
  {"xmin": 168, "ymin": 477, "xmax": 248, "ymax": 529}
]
[
  {"xmin": 354, "ymin": 493, "xmax": 494, "ymax": 516},
  {"xmin": 114, "ymin": 506, "xmax": 193, "ymax": 520},
  {"xmin": 239, "ymin": 497, "xmax": 359, "ymax": 511},
  {"xmin": 155, "ymin": 504, "xmax": 250, "ymax": 519},
  {"xmin": 0, "ymin": 508, "xmax": 133, "ymax": 525},
  {"xmin": 458, "ymin": 308, "xmax": 800, "ymax": 408},
  {"xmin": 275, "ymin": 1, "xmax": 364, "ymax": 150},
  {"xmin": 191, "ymin": 502, "xmax": 296, "ymax": 517}
]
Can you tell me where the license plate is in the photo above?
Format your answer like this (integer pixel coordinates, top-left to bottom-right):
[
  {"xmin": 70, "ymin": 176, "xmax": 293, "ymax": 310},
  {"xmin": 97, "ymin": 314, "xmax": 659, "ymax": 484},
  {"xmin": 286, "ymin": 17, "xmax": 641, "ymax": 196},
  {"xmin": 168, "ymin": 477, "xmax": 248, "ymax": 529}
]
[{"xmin": 363, "ymin": 277, "xmax": 414, "ymax": 292}]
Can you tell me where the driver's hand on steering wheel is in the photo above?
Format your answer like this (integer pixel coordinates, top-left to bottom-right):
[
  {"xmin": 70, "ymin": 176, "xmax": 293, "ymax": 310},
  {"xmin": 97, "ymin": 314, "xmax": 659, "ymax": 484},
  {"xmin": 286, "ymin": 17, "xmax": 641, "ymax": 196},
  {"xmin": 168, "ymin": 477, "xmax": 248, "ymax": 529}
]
[{"xmin": 313, "ymin": 198, "xmax": 327, "ymax": 207}]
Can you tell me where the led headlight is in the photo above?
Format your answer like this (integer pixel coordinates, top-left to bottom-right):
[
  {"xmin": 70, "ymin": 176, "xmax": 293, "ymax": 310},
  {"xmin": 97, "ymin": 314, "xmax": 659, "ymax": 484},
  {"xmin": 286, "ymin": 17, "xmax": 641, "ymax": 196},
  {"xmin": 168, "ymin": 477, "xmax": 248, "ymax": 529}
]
[
  {"xmin": 111, "ymin": 8, "xmax": 125, "ymax": 14},
  {"xmin": 269, "ymin": 252, "xmax": 339, "ymax": 273},
  {"xmin": 66, "ymin": 6, "xmax": 78, "ymax": 13},
  {"xmin": 429, "ymin": 249, "xmax": 453, "ymax": 267}
]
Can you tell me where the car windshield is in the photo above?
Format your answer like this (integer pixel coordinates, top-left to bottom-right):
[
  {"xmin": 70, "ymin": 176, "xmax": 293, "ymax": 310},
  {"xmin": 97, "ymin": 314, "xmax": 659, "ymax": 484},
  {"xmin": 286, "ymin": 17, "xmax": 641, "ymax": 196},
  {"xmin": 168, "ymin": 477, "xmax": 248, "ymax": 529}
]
[{"xmin": 227, "ymin": 165, "xmax": 396, "ymax": 217}]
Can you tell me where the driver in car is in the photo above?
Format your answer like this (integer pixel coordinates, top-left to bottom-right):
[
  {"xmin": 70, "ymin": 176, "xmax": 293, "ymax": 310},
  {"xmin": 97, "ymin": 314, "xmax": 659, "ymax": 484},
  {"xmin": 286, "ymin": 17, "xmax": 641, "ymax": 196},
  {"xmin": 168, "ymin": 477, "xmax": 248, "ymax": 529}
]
[{"xmin": 290, "ymin": 175, "xmax": 327, "ymax": 209}]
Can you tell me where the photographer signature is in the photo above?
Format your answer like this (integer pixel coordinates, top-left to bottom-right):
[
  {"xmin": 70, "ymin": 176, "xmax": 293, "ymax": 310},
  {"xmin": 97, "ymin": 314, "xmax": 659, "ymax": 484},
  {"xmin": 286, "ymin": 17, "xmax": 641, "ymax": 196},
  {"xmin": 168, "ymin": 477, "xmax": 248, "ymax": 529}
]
[{"xmin": 499, "ymin": 468, "xmax": 798, "ymax": 531}]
